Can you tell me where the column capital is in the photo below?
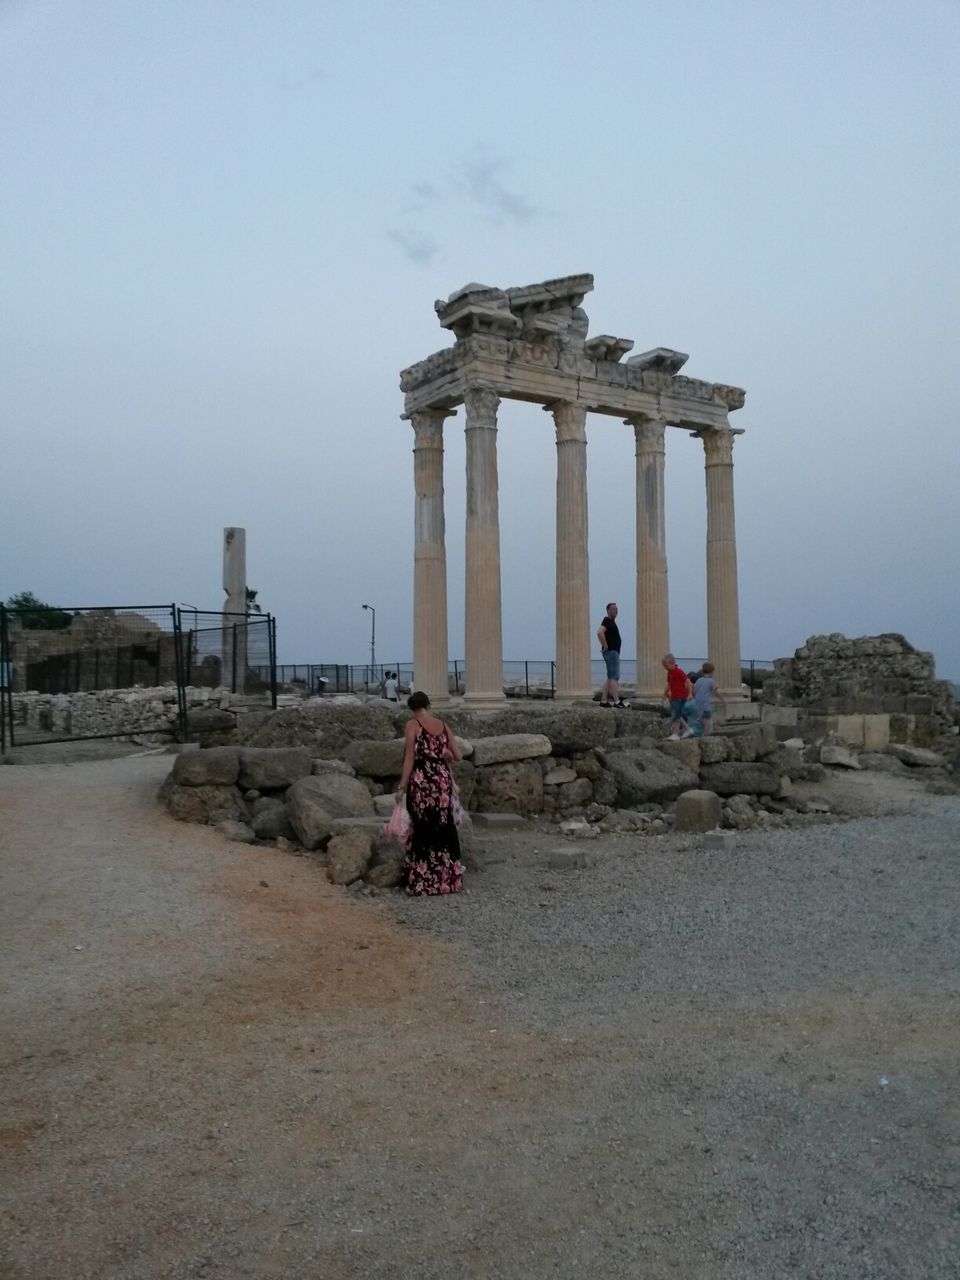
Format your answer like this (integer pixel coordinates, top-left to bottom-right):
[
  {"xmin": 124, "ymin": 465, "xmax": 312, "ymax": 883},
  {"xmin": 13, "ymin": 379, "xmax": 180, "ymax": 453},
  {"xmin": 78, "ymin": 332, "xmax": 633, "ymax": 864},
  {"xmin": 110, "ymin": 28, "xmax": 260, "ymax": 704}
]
[
  {"xmin": 626, "ymin": 414, "xmax": 666, "ymax": 452},
  {"xmin": 463, "ymin": 384, "xmax": 500, "ymax": 427},
  {"xmin": 545, "ymin": 400, "xmax": 588, "ymax": 444},
  {"xmin": 409, "ymin": 406, "xmax": 456, "ymax": 446},
  {"xmin": 691, "ymin": 425, "xmax": 744, "ymax": 466}
]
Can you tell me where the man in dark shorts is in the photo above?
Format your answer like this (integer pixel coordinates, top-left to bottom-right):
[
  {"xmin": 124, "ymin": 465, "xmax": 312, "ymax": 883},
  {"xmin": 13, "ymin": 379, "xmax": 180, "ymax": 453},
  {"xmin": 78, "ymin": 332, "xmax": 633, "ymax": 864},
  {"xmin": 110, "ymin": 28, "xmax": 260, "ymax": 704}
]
[{"xmin": 597, "ymin": 602, "xmax": 629, "ymax": 708}]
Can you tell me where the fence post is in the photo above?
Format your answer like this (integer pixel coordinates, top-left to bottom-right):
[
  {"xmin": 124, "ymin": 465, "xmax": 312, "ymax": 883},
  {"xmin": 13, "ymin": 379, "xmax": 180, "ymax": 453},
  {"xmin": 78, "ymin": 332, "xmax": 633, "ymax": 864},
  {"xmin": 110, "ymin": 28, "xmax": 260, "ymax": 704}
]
[
  {"xmin": 525, "ymin": 661, "xmax": 529, "ymax": 698},
  {"xmin": 231, "ymin": 625, "xmax": 238, "ymax": 695},
  {"xmin": 0, "ymin": 604, "xmax": 8, "ymax": 752},
  {"xmin": 269, "ymin": 615, "xmax": 278, "ymax": 709},
  {"xmin": 550, "ymin": 661, "xmax": 555, "ymax": 698},
  {"xmin": 454, "ymin": 660, "xmax": 461, "ymax": 695},
  {"xmin": 171, "ymin": 605, "xmax": 188, "ymax": 741}
]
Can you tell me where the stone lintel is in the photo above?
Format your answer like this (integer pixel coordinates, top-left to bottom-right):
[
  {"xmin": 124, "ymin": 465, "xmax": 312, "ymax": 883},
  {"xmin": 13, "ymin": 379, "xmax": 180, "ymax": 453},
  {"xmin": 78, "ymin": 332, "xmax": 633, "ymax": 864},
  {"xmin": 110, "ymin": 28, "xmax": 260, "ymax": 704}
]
[
  {"xmin": 584, "ymin": 335, "xmax": 635, "ymax": 362},
  {"xmin": 403, "ymin": 360, "xmax": 732, "ymax": 428},
  {"xmin": 627, "ymin": 347, "xmax": 690, "ymax": 374},
  {"xmin": 505, "ymin": 273, "xmax": 594, "ymax": 311}
]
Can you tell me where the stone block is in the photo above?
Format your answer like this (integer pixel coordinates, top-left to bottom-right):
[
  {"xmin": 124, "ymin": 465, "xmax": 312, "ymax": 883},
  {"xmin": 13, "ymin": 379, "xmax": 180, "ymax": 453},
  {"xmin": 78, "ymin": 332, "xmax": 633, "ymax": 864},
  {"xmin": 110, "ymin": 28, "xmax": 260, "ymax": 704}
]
[
  {"xmin": 286, "ymin": 778, "xmax": 337, "ymax": 849},
  {"xmin": 571, "ymin": 752, "xmax": 603, "ymax": 781},
  {"xmin": 544, "ymin": 766, "xmax": 578, "ymax": 786},
  {"xmin": 554, "ymin": 777, "xmax": 593, "ymax": 809},
  {"xmin": 251, "ymin": 804, "xmax": 295, "ymax": 840},
  {"xmin": 699, "ymin": 736, "xmax": 729, "ymax": 764},
  {"xmin": 343, "ymin": 738, "xmax": 405, "ymax": 777},
  {"xmin": 760, "ymin": 705, "xmax": 798, "ymax": 729},
  {"xmin": 365, "ymin": 859, "xmax": 403, "ymax": 889},
  {"xmin": 606, "ymin": 749, "xmax": 698, "ymax": 806},
  {"xmin": 820, "ymin": 734, "xmax": 861, "ymax": 769},
  {"xmin": 833, "ymin": 715, "xmax": 865, "ymax": 747},
  {"xmin": 237, "ymin": 746, "xmax": 312, "ymax": 790},
  {"xmin": 373, "ymin": 793, "xmax": 396, "ymax": 818},
  {"xmin": 471, "ymin": 734, "xmax": 553, "ymax": 768},
  {"xmin": 887, "ymin": 744, "xmax": 946, "ymax": 768},
  {"xmin": 859, "ymin": 752, "xmax": 906, "ymax": 774},
  {"xmin": 674, "ymin": 789, "xmax": 721, "ymax": 833},
  {"xmin": 905, "ymin": 695, "xmax": 934, "ymax": 716},
  {"xmin": 326, "ymin": 829, "xmax": 375, "ymax": 885},
  {"xmin": 658, "ymin": 738, "xmax": 702, "ymax": 770},
  {"xmin": 172, "ymin": 746, "xmax": 240, "ymax": 787},
  {"xmin": 862, "ymin": 714, "xmax": 891, "ymax": 752},
  {"xmin": 475, "ymin": 760, "xmax": 544, "ymax": 814},
  {"xmin": 162, "ymin": 780, "xmax": 248, "ymax": 825},
  {"xmin": 699, "ymin": 763, "xmax": 779, "ymax": 796},
  {"xmin": 290, "ymin": 772, "xmax": 374, "ymax": 819}
]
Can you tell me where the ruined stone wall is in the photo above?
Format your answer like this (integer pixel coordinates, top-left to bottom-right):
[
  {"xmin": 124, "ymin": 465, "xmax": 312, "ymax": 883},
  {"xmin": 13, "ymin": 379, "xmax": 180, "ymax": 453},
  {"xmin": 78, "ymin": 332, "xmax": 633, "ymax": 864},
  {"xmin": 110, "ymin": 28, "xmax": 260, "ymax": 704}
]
[
  {"xmin": 763, "ymin": 633, "xmax": 955, "ymax": 744},
  {"xmin": 9, "ymin": 685, "xmax": 231, "ymax": 741}
]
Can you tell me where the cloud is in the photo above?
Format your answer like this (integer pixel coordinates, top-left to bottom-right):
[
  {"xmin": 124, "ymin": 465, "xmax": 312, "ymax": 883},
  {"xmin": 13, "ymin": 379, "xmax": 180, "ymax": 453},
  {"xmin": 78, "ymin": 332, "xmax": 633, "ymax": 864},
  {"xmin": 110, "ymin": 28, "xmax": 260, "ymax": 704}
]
[
  {"xmin": 458, "ymin": 155, "xmax": 541, "ymax": 224},
  {"xmin": 387, "ymin": 228, "xmax": 440, "ymax": 265}
]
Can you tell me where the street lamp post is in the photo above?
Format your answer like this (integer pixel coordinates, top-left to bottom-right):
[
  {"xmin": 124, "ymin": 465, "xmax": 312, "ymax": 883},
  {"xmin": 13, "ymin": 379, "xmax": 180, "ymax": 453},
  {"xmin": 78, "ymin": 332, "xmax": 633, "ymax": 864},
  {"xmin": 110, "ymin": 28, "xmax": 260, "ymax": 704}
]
[{"xmin": 361, "ymin": 604, "xmax": 376, "ymax": 679}]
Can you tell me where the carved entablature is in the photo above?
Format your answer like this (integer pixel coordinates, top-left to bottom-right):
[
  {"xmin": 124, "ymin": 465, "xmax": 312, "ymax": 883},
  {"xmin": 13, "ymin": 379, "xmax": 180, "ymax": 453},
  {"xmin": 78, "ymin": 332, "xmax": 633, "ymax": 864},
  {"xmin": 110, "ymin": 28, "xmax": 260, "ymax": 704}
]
[
  {"xmin": 585, "ymin": 336, "xmax": 634, "ymax": 363},
  {"xmin": 399, "ymin": 347, "xmax": 459, "ymax": 392},
  {"xmin": 712, "ymin": 384, "xmax": 747, "ymax": 410},
  {"xmin": 401, "ymin": 273, "xmax": 747, "ymax": 427}
]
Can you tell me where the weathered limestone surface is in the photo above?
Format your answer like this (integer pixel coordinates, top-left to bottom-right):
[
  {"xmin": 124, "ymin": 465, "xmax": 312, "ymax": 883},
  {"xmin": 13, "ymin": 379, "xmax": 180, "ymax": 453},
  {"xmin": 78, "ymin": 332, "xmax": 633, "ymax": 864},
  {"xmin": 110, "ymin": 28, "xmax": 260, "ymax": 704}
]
[
  {"xmin": 237, "ymin": 747, "xmax": 312, "ymax": 790},
  {"xmin": 631, "ymin": 416, "xmax": 670, "ymax": 697},
  {"xmin": 552, "ymin": 401, "xmax": 592, "ymax": 700},
  {"xmin": 326, "ymin": 829, "xmax": 375, "ymax": 885},
  {"xmin": 699, "ymin": 762, "xmax": 779, "ymax": 796},
  {"xmin": 763, "ymin": 634, "xmax": 955, "ymax": 743},
  {"xmin": 696, "ymin": 428, "xmax": 745, "ymax": 701},
  {"xmin": 675, "ymin": 790, "xmax": 722, "ymax": 833},
  {"xmin": 474, "ymin": 761, "xmax": 544, "ymax": 814},
  {"xmin": 172, "ymin": 746, "xmax": 240, "ymax": 787},
  {"xmin": 471, "ymin": 734, "xmax": 553, "ymax": 768},
  {"xmin": 463, "ymin": 385, "xmax": 505, "ymax": 704},
  {"xmin": 410, "ymin": 407, "xmax": 453, "ymax": 704},
  {"xmin": 605, "ymin": 750, "xmax": 698, "ymax": 806}
]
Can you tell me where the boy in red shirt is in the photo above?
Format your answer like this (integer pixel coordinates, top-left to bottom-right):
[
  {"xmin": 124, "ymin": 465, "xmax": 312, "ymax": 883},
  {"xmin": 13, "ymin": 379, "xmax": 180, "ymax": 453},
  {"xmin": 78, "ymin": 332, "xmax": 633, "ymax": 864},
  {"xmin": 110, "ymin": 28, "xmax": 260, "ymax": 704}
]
[{"xmin": 662, "ymin": 654, "xmax": 694, "ymax": 739}]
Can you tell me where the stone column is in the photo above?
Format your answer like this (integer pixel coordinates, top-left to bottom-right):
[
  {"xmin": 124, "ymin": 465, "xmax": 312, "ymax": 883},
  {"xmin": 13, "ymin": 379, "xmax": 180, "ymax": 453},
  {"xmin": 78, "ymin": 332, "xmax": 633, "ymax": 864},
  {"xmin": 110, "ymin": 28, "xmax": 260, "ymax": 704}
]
[
  {"xmin": 410, "ymin": 407, "xmax": 453, "ymax": 704},
  {"xmin": 629, "ymin": 416, "xmax": 670, "ymax": 699},
  {"xmin": 697, "ymin": 427, "xmax": 748, "ymax": 701},
  {"xmin": 222, "ymin": 526, "xmax": 247, "ymax": 694},
  {"xmin": 549, "ymin": 401, "xmax": 593, "ymax": 700},
  {"xmin": 463, "ymin": 385, "xmax": 505, "ymax": 704}
]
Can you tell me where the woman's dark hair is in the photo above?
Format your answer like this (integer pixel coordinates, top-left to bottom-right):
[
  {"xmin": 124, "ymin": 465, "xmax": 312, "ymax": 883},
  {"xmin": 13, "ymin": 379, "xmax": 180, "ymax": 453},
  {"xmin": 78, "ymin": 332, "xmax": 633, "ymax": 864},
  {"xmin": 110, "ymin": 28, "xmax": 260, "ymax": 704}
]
[{"xmin": 407, "ymin": 690, "xmax": 430, "ymax": 711}]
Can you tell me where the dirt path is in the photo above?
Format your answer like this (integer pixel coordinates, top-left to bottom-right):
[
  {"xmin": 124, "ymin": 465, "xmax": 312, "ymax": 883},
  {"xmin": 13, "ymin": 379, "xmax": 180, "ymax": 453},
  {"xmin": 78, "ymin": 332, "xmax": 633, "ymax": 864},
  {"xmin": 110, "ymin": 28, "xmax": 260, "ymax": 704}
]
[{"xmin": 2, "ymin": 755, "xmax": 959, "ymax": 1279}]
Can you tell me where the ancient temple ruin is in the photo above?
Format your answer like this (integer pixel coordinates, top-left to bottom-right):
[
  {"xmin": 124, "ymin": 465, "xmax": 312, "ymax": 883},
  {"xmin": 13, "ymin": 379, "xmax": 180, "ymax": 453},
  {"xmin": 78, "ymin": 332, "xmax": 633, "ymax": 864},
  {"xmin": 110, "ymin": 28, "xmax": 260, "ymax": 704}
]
[{"xmin": 400, "ymin": 273, "xmax": 748, "ymax": 706}]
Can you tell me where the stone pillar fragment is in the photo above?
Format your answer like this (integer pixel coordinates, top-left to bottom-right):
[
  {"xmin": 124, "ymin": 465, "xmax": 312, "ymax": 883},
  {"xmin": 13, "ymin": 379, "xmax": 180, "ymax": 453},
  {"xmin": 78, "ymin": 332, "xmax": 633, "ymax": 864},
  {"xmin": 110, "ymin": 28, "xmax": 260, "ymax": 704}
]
[
  {"xmin": 549, "ymin": 401, "xmax": 592, "ymax": 700},
  {"xmin": 410, "ymin": 407, "xmax": 453, "ymax": 704},
  {"xmin": 629, "ymin": 416, "xmax": 670, "ymax": 699},
  {"xmin": 463, "ymin": 385, "xmax": 505, "ymax": 703},
  {"xmin": 697, "ymin": 427, "xmax": 748, "ymax": 702},
  {"xmin": 222, "ymin": 526, "xmax": 247, "ymax": 694}
]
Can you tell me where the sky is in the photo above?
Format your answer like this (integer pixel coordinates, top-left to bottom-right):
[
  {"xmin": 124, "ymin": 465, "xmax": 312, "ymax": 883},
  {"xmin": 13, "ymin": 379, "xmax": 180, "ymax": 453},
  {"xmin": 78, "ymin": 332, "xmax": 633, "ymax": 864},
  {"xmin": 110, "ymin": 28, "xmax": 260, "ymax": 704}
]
[{"xmin": 2, "ymin": 0, "xmax": 959, "ymax": 678}]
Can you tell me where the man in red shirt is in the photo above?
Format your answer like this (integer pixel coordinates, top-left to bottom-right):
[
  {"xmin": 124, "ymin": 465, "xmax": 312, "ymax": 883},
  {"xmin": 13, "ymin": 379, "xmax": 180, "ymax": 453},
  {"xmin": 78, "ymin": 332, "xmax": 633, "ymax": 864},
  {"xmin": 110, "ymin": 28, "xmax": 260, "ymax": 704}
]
[{"xmin": 662, "ymin": 654, "xmax": 694, "ymax": 738}]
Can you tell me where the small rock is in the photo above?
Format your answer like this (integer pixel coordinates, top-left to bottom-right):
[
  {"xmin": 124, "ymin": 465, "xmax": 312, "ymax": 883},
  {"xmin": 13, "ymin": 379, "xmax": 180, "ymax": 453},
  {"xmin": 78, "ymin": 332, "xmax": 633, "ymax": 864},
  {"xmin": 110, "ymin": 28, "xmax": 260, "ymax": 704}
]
[{"xmin": 702, "ymin": 831, "xmax": 736, "ymax": 850}]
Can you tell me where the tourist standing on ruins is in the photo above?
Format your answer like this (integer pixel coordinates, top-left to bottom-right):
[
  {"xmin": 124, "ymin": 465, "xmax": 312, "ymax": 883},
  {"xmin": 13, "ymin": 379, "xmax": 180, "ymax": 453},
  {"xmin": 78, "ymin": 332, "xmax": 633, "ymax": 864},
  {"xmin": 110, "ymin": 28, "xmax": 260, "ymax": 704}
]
[
  {"xmin": 396, "ymin": 691, "xmax": 463, "ymax": 895},
  {"xmin": 692, "ymin": 662, "xmax": 719, "ymax": 736},
  {"xmin": 597, "ymin": 602, "xmax": 629, "ymax": 708},
  {"xmin": 662, "ymin": 654, "xmax": 694, "ymax": 738}
]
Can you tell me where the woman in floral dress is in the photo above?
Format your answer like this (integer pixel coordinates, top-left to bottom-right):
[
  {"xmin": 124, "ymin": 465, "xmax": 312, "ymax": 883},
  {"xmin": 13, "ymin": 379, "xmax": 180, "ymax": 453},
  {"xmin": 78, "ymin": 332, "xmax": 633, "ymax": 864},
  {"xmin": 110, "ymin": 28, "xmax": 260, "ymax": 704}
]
[{"xmin": 396, "ymin": 691, "xmax": 463, "ymax": 895}]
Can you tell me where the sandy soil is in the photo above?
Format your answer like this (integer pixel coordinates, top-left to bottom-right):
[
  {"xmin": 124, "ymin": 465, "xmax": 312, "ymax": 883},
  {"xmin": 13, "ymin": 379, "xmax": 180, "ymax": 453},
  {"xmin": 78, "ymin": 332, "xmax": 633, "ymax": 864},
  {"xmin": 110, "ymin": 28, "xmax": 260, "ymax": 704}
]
[{"xmin": 2, "ymin": 752, "xmax": 958, "ymax": 1279}]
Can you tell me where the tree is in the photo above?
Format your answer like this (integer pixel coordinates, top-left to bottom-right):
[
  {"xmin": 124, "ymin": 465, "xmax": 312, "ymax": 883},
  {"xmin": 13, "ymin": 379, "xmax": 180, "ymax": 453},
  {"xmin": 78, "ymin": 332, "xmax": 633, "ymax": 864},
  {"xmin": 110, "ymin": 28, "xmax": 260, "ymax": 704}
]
[{"xmin": 3, "ymin": 591, "xmax": 73, "ymax": 630}]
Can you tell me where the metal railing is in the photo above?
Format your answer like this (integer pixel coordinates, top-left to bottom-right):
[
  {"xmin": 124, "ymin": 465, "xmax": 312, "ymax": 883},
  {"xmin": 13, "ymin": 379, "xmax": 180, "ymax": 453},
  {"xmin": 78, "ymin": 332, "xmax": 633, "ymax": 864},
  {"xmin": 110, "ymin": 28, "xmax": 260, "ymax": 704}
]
[{"xmin": 267, "ymin": 658, "xmax": 776, "ymax": 699}]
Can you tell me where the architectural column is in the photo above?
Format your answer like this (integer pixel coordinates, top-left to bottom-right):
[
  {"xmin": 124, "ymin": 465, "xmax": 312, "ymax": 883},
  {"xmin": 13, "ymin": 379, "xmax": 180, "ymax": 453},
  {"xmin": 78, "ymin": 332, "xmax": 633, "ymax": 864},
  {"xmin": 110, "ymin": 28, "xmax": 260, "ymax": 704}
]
[
  {"xmin": 409, "ymin": 407, "xmax": 453, "ymax": 704},
  {"xmin": 629, "ymin": 416, "xmax": 670, "ymax": 699},
  {"xmin": 549, "ymin": 401, "xmax": 593, "ymax": 700},
  {"xmin": 697, "ymin": 426, "xmax": 748, "ymax": 701},
  {"xmin": 463, "ymin": 385, "xmax": 505, "ymax": 704},
  {"xmin": 222, "ymin": 526, "xmax": 247, "ymax": 694}
]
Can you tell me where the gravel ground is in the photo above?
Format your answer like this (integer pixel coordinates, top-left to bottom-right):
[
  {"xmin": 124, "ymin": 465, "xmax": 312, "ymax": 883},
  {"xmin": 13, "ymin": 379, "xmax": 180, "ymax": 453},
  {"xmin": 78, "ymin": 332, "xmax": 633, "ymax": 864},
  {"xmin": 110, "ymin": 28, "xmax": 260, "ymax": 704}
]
[{"xmin": 2, "ymin": 754, "xmax": 959, "ymax": 1279}]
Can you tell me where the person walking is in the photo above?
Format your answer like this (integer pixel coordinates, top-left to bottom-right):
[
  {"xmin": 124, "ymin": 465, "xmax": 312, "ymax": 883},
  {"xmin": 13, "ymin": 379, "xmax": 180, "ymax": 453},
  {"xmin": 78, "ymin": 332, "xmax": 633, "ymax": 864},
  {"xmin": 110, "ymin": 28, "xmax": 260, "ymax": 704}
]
[
  {"xmin": 662, "ymin": 654, "xmax": 694, "ymax": 738},
  {"xmin": 597, "ymin": 602, "xmax": 629, "ymax": 708},
  {"xmin": 396, "ymin": 691, "xmax": 463, "ymax": 895}
]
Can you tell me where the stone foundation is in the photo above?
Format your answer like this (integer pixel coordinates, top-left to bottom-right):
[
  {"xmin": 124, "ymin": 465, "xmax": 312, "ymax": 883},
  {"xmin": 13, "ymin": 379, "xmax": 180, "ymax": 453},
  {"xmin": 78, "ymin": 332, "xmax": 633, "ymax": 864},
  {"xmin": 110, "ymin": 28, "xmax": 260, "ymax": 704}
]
[{"xmin": 762, "ymin": 633, "xmax": 955, "ymax": 746}]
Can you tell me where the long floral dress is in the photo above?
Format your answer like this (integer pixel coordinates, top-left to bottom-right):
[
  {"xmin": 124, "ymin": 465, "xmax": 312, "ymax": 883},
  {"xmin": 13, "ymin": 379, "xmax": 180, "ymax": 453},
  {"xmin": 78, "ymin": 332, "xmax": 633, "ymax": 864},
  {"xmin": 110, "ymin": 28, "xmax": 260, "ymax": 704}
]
[{"xmin": 403, "ymin": 726, "xmax": 463, "ymax": 896}]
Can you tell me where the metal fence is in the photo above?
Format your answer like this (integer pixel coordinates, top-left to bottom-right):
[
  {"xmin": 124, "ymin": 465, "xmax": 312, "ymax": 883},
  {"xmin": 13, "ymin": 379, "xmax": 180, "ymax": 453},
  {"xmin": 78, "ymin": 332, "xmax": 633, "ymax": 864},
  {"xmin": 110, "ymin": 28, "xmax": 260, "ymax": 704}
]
[
  {"xmin": 1, "ymin": 603, "xmax": 278, "ymax": 749},
  {"xmin": 270, "ymin": 657, "xmax": 776, "ymax": 700}
]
